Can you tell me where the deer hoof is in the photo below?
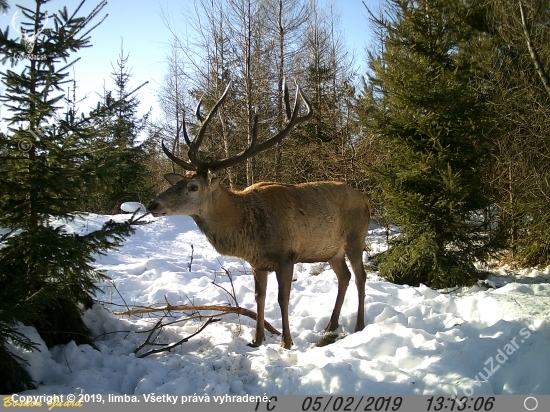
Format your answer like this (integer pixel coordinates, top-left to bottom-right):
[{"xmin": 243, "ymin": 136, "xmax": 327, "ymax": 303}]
[
  {"xmin": 280, "ymin": 339, "xmax": 293, "ymax": 350},
  {"xmin": 249, "ymin": 336, "xmax": 264, "ymax": 347}
]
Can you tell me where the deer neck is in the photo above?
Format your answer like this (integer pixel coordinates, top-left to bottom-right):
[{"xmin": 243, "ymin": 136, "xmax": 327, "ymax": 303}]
[{"xmin": 191, "ymin": 185, "xmax": 251, "ymax": 260}]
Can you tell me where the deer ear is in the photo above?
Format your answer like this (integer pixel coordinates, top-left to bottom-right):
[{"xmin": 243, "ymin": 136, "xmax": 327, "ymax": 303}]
[{"xmin": 164, "ymin": 173, "xmax": 185, "ymax": 185}]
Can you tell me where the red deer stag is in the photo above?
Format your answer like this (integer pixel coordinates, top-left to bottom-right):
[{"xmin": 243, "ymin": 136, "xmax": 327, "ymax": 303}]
[{"xmin": 147, "ymin": 81, "xmax": 371, "ymax": 349}]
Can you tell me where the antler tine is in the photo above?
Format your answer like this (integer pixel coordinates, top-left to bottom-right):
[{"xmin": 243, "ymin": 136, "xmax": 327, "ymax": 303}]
[
  {"xmin": 207, "ymin": 82, "xmax": 312, "ymax": 172},
  {"xmin": 188, "ymin": 82, "xmax": 232, "ymax": 171},
  {"xmin": 181, "ymin": 115, "xmax": 192, "ymax": 146},
  {"xmin": 162, "ymin": 140, "xmax": 197, "ymax": 171},
  {"xmin": 195, "ymin": 100, "xmax": 204, "ymax": 123}
]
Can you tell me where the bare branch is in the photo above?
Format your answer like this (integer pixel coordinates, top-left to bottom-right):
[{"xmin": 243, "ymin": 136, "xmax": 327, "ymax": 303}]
[
  {"xmin": 137, "ymin": 318, "xmax": 221, "ymax": 358},
  {"xmin": 112, "ymin": 304, "xmax": 281, "ymax": 335},
  {"xmin": 105, "ymin": 279, "xmax": 131, "ymax": 314},
  {"xmin": 188, "ymin": 244, "xmax": 194, "ymax": 272},
  {"xmin": 133, "ymin": 317, "xmax": 165, "ymax": 355}
]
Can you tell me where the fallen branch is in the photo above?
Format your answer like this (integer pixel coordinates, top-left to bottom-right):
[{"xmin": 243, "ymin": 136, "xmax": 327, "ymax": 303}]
[
  {"xmin": 113, "ymin": 304, "xmax": 281, "ymax": 335},
  {"xmin": 137, "ymin": 317, "xmax": 221, "ymax": 358}
]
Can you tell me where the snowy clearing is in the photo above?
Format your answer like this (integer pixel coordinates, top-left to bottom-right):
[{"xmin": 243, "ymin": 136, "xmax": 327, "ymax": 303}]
[{"xmin": 11, "ymin": 213, "xmax": 550, "ymax": 395}]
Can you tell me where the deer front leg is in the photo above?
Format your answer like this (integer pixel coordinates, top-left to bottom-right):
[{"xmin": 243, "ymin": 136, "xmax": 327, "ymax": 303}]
[
  {"xmin": 250, "ymin": 269, "xmax": 268, "ymax": 347},
  {"xmin": 275, "ymin": 261, "xmax": 294, "ymax": 349}
]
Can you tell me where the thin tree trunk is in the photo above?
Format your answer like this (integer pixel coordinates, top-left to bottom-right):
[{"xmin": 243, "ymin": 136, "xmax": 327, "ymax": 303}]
[
  {"xmin": 275, "ymin": 0, "xmax": 285, "ymax": 181},
  {"xmin": 519, "ymin": 1, "xmax": 550, "ymax": 97}
]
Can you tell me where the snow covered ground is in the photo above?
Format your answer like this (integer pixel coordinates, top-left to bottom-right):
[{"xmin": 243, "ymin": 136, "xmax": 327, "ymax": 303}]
[{"xmin": 11, "ymin": 212, "xmax": 550, "ymax": 395}]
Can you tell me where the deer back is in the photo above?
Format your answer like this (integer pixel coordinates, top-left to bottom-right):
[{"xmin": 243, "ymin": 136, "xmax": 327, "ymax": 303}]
[{"xmin": 192, "ymin": 180, "xmax": 371, "ymax": 271}]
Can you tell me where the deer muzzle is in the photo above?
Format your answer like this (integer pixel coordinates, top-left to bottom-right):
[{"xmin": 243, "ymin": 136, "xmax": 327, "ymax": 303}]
[{"xmin": 146, "ymin": 201, "xmax": 166, "ymax": 217}]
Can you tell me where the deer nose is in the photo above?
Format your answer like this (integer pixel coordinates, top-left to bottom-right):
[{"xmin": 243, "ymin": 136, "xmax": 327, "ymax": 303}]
[
  {"xmin": 146, "ymin": 201, "xmax": 159, "ymax": 213},
  {"xmin": 146, "ymin": 201, "xmax": 166, "ymax": 217}
]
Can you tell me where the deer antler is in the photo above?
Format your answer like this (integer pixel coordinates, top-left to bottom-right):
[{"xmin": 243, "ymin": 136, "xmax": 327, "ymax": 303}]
[
  {"xmin": 161, "ymin": 140, "xmax": 196, "ymax": 171},
  {"xmin": 163, "ymin": 79, "xmax": 312, "ymax": 174}
]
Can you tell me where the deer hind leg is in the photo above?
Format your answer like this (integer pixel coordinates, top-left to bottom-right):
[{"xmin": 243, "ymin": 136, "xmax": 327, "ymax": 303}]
[
  {"xmin": 345, "ymin": 244, "xmax": 367, "ymax": 332},
  {"xmin": 275, "ymin": 261, "xmax": 295, "ymax": 349},
  {"xmin": 250, "ymin": 269, "xmax": 268, "ymax": 347},
  {"xmin": 325, "ymin": 250, "xmax": 351, "ymax": 332}
]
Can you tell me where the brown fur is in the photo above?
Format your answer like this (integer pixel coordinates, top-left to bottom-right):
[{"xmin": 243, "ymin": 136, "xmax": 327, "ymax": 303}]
[{"xmin": 147, "ymin": 172, "xmax": 371, "ymax": 349}]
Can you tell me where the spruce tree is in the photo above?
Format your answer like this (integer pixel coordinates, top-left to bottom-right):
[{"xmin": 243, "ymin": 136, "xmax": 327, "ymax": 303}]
[
  {"xmin": 85, "ymin": 43, "xmax": 154, "ymax": 213},
  {"xmin": 360, "ymin": 0, "xmax": 502, "ymax": 288},
  {"xmin": 0, "ymin": 0, "xmax": 140, "ymax": 393}
]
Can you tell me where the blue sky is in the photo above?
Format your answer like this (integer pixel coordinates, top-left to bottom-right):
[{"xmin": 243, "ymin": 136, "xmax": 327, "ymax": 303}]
[{"xmin": 1, "ymin": 0, "xmax": 380, "ymax": 124}]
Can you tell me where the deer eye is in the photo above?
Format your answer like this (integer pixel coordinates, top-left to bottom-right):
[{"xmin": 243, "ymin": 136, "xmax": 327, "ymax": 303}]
[{"xmin": 188, "ymin": 184, "xmax": 199, "ymax": 192}]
